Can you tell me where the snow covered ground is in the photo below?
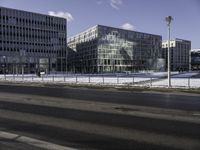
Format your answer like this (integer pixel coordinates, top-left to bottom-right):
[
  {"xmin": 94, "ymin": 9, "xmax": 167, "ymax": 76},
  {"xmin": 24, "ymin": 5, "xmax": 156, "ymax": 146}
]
[
  {"xmin": 152, "ymin": 78, "xmax": 200, "ymax": 88},
  {"xmin": 151, "ymin": 72, "xmax": 200, "ymax": 88},
  {"xmin": 0, "ymin": 72, "xmax": 200, "ymax": 88},
  {"xmin": 0, "ymin": 74, "xmax": 151, "ymax": 85}
]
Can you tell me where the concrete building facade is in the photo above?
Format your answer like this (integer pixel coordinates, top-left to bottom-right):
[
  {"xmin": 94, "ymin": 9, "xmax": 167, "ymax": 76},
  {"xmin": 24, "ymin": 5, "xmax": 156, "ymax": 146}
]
[
  {"xmin": 0, "ymin": 7, "xmax": 67, "ymax": 74},
  {"xmin": 68, "ymin": 25, "xmax": 163, "ymax": 73},
  {"xmin": 162, "ymin": 39, "xmax": 191, "ymax": 71}
]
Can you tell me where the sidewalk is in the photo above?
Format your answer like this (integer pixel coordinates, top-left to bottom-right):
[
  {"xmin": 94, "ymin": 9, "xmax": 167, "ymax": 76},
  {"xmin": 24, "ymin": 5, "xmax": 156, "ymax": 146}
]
[
  {"xmin": 0, "ymin": 131, "xmax": 77, "ymax": 150},
  {"xmin": 0, "ymin": 139, "xmax": 44, "ymax": 150}
]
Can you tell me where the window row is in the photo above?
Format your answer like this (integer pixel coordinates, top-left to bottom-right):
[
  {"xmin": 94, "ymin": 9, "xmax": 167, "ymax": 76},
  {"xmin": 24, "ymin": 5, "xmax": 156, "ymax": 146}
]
[
  {"xmin": 0, "ymin": 16, "xmax": 66, "ymax": 30},
  {"xmin": 0, "ymin": 41, "xmax": 66, "ymax": 46},
  {"xmin": 0, "ymin": 48, "xmax": 65, "ymax": 54}
]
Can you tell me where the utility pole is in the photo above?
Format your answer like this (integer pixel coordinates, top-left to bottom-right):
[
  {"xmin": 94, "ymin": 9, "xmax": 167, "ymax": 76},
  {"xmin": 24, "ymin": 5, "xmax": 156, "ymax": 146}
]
[{"xmin": 165, "ymin": 16, "xmax": 173, "ymax": 88}]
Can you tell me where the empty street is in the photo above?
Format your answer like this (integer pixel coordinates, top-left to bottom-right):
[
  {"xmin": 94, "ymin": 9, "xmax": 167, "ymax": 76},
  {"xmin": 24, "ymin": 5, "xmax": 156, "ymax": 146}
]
[{"xmin": 0, "ymin": 84, "xmax": 200, "ymax": 149}]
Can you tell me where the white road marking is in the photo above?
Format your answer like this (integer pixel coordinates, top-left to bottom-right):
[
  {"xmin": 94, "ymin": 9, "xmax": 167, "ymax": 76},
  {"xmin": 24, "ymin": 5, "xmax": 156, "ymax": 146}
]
[{"xmin": 0, "ymin": 131, "xmax": 77, "ymax": 150}]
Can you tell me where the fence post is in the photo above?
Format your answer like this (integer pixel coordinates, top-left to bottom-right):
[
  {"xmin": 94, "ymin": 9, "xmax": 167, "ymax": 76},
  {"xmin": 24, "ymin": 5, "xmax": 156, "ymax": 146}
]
[
  {"xmin": 76, "ymin": 75, "xmax": 78, "ymax": 83},
  {"xmin": 4, "ymin": 74, "xmax": 6, "ymax": 80},
  {"xmin": 52, "ymin": 75, "xmax": 54, "ymax": 82},
  {"xmin": 64, "ymin": 75, "xmax": 66, "ymax": 82},
  {"xmin": 188, "ymin": 78, "xmax": 190, "ymax": 88},
  {"xmin": 32, "ymin": 74, "xmax": 33, "ymax": 81},
  {"xmin": 133, "ymin": 77, "xmax": 134, "ymax": 84},
  {"xmin": 150, "ymin": 77, "xmax": 152, "ymax": 87},
  {"xmin": 117, "ymin": 76, "xmax": 119, "ymax": 84},
  {"xmin": 102, "ymin": 75, "xmax": 104, "ymax": 84},
  {"xmin": 89, "ymin": 75, "xmax": 90, "ymax": 83}
]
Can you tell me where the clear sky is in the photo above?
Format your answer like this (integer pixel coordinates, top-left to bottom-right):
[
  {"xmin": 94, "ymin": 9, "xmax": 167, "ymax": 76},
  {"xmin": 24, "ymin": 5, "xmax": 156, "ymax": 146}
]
[{"xmin": 0, "ymin": 0, "xmax": 199, "ymax": 48}]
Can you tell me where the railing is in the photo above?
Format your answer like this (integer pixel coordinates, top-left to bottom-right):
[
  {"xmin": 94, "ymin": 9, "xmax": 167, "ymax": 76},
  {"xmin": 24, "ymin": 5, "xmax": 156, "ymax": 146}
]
[{"xmin": 0, "ymin": 74, "xmax": 200, "ymax": 88}]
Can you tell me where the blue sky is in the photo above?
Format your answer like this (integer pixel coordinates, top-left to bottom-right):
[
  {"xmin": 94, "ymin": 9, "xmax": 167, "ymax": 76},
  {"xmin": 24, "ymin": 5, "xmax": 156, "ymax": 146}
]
[{"xmin": 0, "ymin": 0, "xmax": 199, "ymax": 48}]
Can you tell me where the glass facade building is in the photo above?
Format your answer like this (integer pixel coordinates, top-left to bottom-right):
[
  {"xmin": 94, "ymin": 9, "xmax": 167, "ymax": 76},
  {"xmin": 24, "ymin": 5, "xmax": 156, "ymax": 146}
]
[
  {"xmin": 68, "ymin": 25, "xmax": 163, "ymax": 73},
  {"xmin": 191, "ymin": 49, "xmax": 200, "ymax": 70},
  {"xmin": 0, "ymin": 7, "xmax": 67, "ymax": 74}
]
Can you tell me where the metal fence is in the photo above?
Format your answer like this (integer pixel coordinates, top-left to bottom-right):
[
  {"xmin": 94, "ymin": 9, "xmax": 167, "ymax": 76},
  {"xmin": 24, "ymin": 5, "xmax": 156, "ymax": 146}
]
[{"xmin": 0, "ymin": 74, "xmax": 200, "ymax": 88}]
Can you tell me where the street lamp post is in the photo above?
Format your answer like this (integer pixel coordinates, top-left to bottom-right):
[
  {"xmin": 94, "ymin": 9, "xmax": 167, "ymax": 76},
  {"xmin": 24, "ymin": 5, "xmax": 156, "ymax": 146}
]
[{"xmin": 165, "ymin": 16, "xmax": 173, "ymax": 88}]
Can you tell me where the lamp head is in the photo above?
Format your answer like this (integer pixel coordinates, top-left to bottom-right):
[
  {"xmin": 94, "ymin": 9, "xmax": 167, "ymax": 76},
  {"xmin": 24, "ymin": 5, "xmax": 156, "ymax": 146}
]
[{"xmin": 165, "ymin": 16, "xmax": 173, "ymax": 26}]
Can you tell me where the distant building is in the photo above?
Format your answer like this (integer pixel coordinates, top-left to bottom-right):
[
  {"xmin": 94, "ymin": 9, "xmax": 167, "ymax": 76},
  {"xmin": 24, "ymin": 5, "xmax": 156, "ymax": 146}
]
[
  {"xmin": 191, "ymin": 49, "xmax": 200, "ymax": 70},
  {"xmin": 68, "ymin": 25, "xmax": 163, "ymax": 73},
  {"xmin": 162, "ymin": 39, "xmax": 191, "ymax": 71},
  {"xmin": 0, "ymin": 7, "xmax": 67, "ymax": 74}
]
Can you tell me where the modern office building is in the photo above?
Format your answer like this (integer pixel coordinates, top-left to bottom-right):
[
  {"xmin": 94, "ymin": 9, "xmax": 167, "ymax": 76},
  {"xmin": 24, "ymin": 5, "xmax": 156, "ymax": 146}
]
[
  {"xmin": 0, "ymin": 6, "xmax": 67, "ymax": 74},
  {"xmin": 162, "ymin": 39, "xmax": 191, "ymax": 71},
  {"xmin": 68, "ymin": 25, "xmax": 163, "ymax": 73},
  {"xmin": 191, "ymin": 49, "xmax": 200, "ymax": 70}
]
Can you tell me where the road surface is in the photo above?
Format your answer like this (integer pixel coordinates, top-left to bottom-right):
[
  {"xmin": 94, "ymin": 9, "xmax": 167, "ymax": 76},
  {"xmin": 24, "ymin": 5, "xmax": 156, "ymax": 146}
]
[{"xmin": 0, "ymin": 84, "xmax": 200, "ymax": 150}]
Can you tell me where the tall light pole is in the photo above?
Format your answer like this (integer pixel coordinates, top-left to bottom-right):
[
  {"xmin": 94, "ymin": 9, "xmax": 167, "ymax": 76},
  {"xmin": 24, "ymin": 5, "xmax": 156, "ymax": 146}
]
[{"xmin": 165, "ymin": 16, "xmax": 173, "ymax": 88}]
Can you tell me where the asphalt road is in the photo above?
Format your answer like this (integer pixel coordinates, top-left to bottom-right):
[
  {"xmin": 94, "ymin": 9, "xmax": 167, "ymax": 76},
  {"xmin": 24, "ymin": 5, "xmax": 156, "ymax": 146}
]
[
  {"xmin": 0, "ymin": 84, "xmax": 200, "ymax": 150},
  {"xmin": 0, "ymin": 84, "xmax": 200, "ymax": 111}
]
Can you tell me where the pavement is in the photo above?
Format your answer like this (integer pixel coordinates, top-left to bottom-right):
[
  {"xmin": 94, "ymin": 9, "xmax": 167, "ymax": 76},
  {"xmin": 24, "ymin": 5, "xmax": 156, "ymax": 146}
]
[
  {"xmin": 0, "ymin": 130, "xmax": 76, "ymax": 150},
  {"xmin": 0, "ymin": 139, "xmax": 44, "ymax": 150},
  {"xmin": 0, "ymin": 84, "xmax": 200, "ymax": 150}
]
